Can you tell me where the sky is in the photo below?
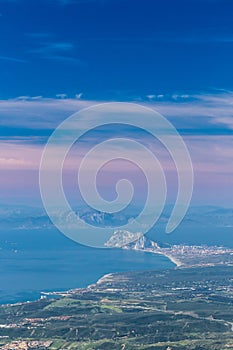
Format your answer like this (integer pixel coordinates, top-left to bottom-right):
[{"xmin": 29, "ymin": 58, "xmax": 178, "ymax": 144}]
[{"xmin": 0, "ymin": 0, "xmax": 233, "ymax": 208}]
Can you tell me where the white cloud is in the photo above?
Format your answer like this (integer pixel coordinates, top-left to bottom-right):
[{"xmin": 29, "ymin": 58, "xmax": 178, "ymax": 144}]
[
  {"xmin": 14, "ymin": 95, "xmax": 43, "ymax": 101},
  {"xmin": 0, "ymin": 97, "xmax": 93, "ymax": 130},
  {"xmin": 56, "ymin": 94, "xmax": 67, "ymax": 99},
  {"xmin": 29, "ymin": 42, "xmax": 74, "ymax": 54},
  {"xmin": 0, "ymin": 55, "xmax": 27, "ymax": 63},
  {"xmin": 146, "ymin": 94, "xmax": 164, "ymax": 100},
  {"xmin": 75, "ymin": 92, "xmax": 83, "ymax": 99},
  {"xmin": 28, "ymin": 40, "xmax": 82, "ymax": 65},
  {"xmin": 146, "ymin": 95, "xmax": 155, "ymax": 100},
  {"xmin": 0, "ymin": 91, "xmax": 233, "ymax": 132},
  {"xmin": 0, "ymin": 143, "xmax": 41, "ymax": 170}
]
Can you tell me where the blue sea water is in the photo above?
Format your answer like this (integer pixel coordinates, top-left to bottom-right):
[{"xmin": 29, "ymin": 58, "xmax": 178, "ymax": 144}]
[
  {"xmin": 0, "ymin": 229, "xmax": 174, "ymax": 304},
  {"xmin": 1, "ymin": 216, "xmax": 232, "ymax": 305}
]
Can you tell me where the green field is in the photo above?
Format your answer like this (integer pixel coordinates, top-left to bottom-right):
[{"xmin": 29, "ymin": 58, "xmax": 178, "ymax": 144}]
[{"xmin": 1, "ymin": 266, "xmax": 233, "ymax": 349}]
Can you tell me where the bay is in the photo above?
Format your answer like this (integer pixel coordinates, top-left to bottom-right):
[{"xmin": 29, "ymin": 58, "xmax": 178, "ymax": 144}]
[{"xmin": 0, "ymin": 229, "xmax": 174, "ymax": 304}]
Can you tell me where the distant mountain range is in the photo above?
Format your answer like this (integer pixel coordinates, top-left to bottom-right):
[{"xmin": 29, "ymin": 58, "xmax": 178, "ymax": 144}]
[{"xmin": 0, "ymin": 204, "xmax": 232, "ymax": 232}]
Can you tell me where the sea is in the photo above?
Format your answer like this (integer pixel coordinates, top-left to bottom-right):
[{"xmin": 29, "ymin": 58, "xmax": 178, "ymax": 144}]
[
  {"xmin": 1, "ymin": 221, "xmax": 232, "ymax": 305},
  {"xmin": 0, "ymin": 228, "xmax": 174, "ymax": 304}
]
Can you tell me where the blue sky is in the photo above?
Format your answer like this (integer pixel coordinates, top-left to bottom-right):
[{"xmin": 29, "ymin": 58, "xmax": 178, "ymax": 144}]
[
  {"xmin": 0, "ymin": 0, "xmax": 233, "ymax": 208},
  {"xmin": 1, "ymin": 0, "xmax": 233, "ymax": 99}
]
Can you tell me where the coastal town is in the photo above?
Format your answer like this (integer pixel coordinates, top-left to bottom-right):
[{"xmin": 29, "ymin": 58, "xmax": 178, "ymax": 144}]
[
  {"xmin": 1, "ymin": 232, "xmax": 233, "ymax": 349},
  {"xmin": 105, "ymin": 230, "xmax": 233, "ymax": 268},
  {"xmin": 1, "ymin": 264, "xmax": 233, "ymax": 349}
]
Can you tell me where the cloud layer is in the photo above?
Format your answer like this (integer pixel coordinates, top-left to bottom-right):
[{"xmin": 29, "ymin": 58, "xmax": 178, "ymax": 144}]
[{"xmin": 1, "ymin": 91, "xmax": 233, "ymax": 206}]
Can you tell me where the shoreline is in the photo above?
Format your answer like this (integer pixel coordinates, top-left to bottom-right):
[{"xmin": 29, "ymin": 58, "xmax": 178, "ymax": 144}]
[
  {"xmin": 40, "ymin": 250, "xmax": 180, "ymax": 298},
  {"xmin": 156, "ymin": 252, "xmax": 183, "ymax": 267},
  {"xmin": 1, "ymin": 249, "xmax": 177, "ymax": 306},
  {"xmin": 126, "ymin": 247, "xmax": 183, "ymax": 268},
  {"xmin": 141, "ymin": 250, "xmax": 182, "ymax": 267}
]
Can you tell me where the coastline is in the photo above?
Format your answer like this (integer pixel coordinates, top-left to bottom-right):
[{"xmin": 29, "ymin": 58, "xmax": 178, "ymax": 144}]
[
  {"xmin": 0, "ymin": 248, "xmax": 175, "ymax": 305},
  {"xmin": 41, "ymin": 250, "xmax": 178, "ymax": 297},
  {"xmin": 42, "ymin": 250, "xmax": 179, "ymax": 298},
  {"xmin": 140, "ymin": 249, "xmax": 182, "ymax": 267},
  {"xmin": 125, "ymin": 247, "xmax": 183, "ymax": 268},
  {"xmin": 157, "ymin": 252, "xmax": 183, "ymax": 267}
]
